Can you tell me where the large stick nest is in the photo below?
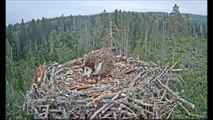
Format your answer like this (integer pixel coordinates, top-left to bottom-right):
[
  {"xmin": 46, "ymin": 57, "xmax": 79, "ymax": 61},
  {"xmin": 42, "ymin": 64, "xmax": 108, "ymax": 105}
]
[{"xmin": 23, "ymin": 49, "xmax": 198, "ymax": 119}]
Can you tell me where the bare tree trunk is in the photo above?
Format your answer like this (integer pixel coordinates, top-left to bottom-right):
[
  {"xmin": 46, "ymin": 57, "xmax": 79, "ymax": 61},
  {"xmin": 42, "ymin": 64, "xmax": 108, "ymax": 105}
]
[
  {"xmin": 154, "ymin": 21, "xmax": 157, "ymax": 50},
  {"xmin": 73, "ymin": 18, "xmax": 76, "ymax": 31},
  {"xmin": 144, "ymin": 24, "xmax": 148, "ymax": 54},
  {"xmin": 124, "ymin": 29, "xmax": 129, "ymax": 56},
  {"xmin": 161, "ymin": 16, "xmax": 166, "ymax": 62},
  {"xmin": 126, "ymin": 15, "xmax": 130, "ymax": 56},
  {"xmin": 50, "ymin": 37, "xmax": 54, "ymax": 54},
  {"xmin": 73, "ymin": 18, "xmax": 79, "ymax": 57},
  {"xmin": 109, "ymin": 22, "xmax": 113, "ymax": 47},
  {"xmin": 84, "ymin": 21, "xmax": 90, "ymax": 53},
  {"xmin": 171, "ymin": 33, "xmax": 175, "ymax": 65}
]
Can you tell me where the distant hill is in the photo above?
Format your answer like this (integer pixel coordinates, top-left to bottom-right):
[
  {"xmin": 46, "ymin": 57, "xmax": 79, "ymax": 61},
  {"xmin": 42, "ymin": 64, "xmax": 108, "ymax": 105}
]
[
  {"xmin": 145, "ymin": 12, "xmax": 207, "ymax": 24},
  {"xmin": 182, "ymin": 13, "xmax": 207, "ymax": 24},
  {"xmin": 7, "ymin": 11, "xmax": 207, "ymax": 27}
]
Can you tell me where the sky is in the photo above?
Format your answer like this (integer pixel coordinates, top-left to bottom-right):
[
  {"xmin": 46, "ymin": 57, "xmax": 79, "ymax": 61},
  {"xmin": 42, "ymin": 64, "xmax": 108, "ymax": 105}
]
[{"xmin": 6, "ymin": 0, "xmax": 207, "ymax": 25}]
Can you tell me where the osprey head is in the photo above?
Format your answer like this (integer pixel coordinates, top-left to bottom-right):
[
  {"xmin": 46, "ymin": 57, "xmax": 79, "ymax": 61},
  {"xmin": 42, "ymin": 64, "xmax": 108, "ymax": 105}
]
[{"xmin": 84, "ymin": 67, "xmax": 93, "ymax": 78}]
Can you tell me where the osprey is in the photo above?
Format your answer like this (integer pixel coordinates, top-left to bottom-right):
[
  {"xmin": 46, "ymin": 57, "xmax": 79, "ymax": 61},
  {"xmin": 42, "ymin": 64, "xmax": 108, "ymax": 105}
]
[{"xmin": 83, "ymin": 47, "xmax": 116, "ymax": 80}]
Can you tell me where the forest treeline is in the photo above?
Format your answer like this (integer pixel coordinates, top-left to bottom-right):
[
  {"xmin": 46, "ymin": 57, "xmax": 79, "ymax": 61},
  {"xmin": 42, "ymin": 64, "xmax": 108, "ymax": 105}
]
[{"xmin": 6, "ymin": 8, "xmax": 207, "ymax": 119}]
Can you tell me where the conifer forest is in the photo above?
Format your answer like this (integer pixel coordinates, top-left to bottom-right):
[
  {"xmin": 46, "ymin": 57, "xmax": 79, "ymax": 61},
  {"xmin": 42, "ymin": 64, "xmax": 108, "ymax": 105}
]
[{"xmin": 6, "ymin": 7, "xmax": 207, "ymax": 119}]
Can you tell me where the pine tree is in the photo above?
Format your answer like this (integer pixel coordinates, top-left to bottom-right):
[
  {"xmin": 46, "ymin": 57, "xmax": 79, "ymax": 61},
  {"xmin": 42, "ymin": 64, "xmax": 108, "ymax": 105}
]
[{"xmin": 19, "ymin": 19, "xmax": 27, "ymax": 58}]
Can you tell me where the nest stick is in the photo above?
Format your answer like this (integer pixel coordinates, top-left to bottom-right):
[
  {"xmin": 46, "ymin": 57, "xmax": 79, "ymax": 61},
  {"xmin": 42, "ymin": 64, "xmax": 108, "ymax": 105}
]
[
  {"xmin": 129, "ymin": 98, "xmax": 153, "ymax": 107},
  {"xmin": 148, "ymin": 64, "xmax": 169, "ymax": 86},
  {"xmin": 166, "ymin": 104, "xmax": 177, "ymax": 119},
  {"xmin": 156, "ymin": 79, "xmax": 195, "ymax": 109},
  {"xmin": 120, "ymin": 103, "xmax": 138, "ymax": 119},
  {"xmin": 90, "ymin": 93, "xmax": 120, "ymax": 119},
  {"xmin": 178, "ymin": 102, "xmax": 204, "ymax": 118}
]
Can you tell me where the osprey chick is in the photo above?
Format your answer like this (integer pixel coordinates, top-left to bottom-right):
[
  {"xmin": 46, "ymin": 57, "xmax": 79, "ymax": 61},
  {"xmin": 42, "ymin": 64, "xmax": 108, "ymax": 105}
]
[{"xmin": 83, "ymin": 47, "xmax": 116, "ymax": 80}]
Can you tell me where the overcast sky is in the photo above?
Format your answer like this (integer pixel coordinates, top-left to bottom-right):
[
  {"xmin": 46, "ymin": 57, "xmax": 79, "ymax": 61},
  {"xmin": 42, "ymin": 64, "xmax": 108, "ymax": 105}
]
[{"xmin": 6, "ymin": 0, "xmax": 207, "ymax": 25}]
